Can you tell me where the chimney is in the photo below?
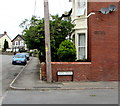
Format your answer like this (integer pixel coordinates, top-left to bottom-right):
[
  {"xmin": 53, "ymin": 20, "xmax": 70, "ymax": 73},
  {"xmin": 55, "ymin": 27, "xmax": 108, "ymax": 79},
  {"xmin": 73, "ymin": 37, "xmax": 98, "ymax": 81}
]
[{"xmin": 4, "ymin": 31, "xmax": 7, "ymax": 35}]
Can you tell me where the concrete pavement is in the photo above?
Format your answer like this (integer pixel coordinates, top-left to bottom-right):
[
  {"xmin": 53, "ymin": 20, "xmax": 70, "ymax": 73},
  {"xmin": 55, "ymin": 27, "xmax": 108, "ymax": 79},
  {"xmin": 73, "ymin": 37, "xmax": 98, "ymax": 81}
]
[{"xmin": 10, "ymin": 57, "xmax": 118, "ymax": 90}]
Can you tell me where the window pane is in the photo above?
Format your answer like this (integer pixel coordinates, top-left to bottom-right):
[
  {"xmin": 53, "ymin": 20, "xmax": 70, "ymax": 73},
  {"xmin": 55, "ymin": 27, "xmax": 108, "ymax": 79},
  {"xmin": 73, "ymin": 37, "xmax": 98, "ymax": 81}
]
[
  {"xmin": 15, "ymin": 41, "xmax": 18, "ymax": 45},
  {"xmin": 78, "ymin": 34, "xmax": 85, "ymax": 46},
  {"xmin": 78, "ymin": 47, "xmax": 86, "ymax": 59},
  {"xmin": 76, "ymin": 0, "xmax": 86, "ymax": 16},
  {"xmin": 20, "ymin": 40, "xmax": 24, "ymax": 46}
]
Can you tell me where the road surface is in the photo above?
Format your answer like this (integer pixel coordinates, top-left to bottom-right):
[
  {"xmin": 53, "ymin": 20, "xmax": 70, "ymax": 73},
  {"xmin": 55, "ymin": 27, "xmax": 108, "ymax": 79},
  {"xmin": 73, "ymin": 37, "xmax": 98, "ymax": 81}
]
[
  {"xmin": 2, "ymin": 89, "xmax": 118, "ymax": 104},
  {"xmin": 0, "ymin": 54, "xmax": 24, "ymax": 105}
]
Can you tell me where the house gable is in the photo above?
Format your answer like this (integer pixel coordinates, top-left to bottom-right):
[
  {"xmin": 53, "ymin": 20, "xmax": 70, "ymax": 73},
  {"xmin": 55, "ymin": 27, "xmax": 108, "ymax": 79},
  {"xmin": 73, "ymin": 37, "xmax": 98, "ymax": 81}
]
[
  {"xmin": 12, "ymin": 34, "xmax": 27, "ymax": 51},
  {"xmin": 0, "ymin": 32, "xmax": 12, "ymax": 50},
  {"xmin": 12, "ymin": 35, "xmax": 25, "ymax": 46},
  {"xmin": 12, "ymin": 35, "xmax": 25, "ymax": 42}
]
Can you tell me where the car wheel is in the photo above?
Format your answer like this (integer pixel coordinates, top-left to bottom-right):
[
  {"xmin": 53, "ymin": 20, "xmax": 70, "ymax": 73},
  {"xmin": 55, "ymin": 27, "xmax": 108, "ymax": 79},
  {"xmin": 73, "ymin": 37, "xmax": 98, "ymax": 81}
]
[
  {"xmin": 24, "ymin": 61, "xmax": 26, "ymax": 65},
  {"xmin": 12, "ymin": 61, "xmax": 15, "ymax": 65}
]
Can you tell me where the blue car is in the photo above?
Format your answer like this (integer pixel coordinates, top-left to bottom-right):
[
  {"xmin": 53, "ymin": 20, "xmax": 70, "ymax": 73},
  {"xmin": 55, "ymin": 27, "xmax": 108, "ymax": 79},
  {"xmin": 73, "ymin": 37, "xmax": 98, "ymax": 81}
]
[
  {"xmin": 12, "ymin": 53, "xmax": 27, "ymax": 65},
  {"xmin": 20, "ymin": 53, "xmax": 30, "ymax": 60}
]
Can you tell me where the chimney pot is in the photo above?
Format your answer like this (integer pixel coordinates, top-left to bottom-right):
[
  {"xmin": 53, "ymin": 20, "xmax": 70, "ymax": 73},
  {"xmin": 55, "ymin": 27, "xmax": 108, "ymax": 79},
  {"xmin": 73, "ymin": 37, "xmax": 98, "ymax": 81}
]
[{"xmin": 4, "ymin": 31, "xmax": 7, "ymax": 35}]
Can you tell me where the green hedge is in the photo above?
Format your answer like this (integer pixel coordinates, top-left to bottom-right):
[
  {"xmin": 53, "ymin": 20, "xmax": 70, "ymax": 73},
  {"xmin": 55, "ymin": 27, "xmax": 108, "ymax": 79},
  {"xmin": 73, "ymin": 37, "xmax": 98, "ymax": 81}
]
[{"xmin": 57, "ymin": 40, "xmax": 76, "ymax": 62}]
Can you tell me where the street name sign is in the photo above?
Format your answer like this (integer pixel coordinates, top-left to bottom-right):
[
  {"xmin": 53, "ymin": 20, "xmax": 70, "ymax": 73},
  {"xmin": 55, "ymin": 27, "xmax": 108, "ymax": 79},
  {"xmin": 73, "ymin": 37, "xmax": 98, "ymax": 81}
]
[{"xmin": 57, "ymin": 71, "xmax": 73, "ymax": 76}]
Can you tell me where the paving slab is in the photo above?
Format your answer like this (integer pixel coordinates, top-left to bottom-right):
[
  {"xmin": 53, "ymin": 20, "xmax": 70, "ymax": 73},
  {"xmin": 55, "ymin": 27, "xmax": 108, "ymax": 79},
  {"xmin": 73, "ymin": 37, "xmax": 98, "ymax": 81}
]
[{"xmin": 12, "ymin": 57, "xmax": 63, "ymax": 89}]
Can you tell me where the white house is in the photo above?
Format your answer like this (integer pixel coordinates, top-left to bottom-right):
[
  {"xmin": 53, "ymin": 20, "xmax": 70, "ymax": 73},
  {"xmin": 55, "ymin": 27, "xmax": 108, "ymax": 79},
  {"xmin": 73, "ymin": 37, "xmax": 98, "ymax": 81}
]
[
  {"xmin": 12, "ymin": 34, "xmax": 27, "ymax": 52},
  {"xmin": 0, "ymin": 31, "xmax": 12, "ymax": 51},
  {"xmin": 70, "ymin": 0, "xmax": 88, "ymax": 60}
]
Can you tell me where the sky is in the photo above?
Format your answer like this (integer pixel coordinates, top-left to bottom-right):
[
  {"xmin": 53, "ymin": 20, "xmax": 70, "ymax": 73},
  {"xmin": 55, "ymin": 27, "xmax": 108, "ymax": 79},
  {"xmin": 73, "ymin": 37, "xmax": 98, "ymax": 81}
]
[{"xmin": 0, "ymin": 0, "xmax": 72, "ymax": 40}]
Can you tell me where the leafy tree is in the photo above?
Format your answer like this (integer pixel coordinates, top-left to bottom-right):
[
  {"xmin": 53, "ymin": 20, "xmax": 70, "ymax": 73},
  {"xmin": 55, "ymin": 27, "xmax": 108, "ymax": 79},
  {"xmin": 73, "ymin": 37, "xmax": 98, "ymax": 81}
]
[
  {"xmin": 20, "ymin": 15, "xmax": 74, "ymax": 62},
  {"xmin": 50, "ymin": 15, "xmax": 74, "ymax": 61},
  {"xmin": 3, "ymin": 39, "xmax": 9, "ymax": 51},
  {"xmin": 20, "ymin": 16, "xmax": 45, "ymax": 57},
  {"xmin": 57, "ymin": 40, "xmax": 76, "ymax": 62}
]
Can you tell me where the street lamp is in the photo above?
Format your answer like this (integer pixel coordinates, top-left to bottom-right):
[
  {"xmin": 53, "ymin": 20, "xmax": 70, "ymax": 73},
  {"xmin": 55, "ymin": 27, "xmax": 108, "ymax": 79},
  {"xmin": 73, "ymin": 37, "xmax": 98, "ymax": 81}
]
[{"xmin": 44, "ymin": 0, "xmax": 52, "ymax": 83}]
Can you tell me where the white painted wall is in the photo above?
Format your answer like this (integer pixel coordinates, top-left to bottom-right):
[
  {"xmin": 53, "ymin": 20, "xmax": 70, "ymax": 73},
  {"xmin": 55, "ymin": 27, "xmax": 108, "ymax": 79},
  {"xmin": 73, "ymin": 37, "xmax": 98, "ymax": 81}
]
[
  {"xmin": 71, "ymin": 0, "xmax": 88, "ymax": 60},
  {"xmin": 0, "ymin": 35, "xmax": 12, "ymax": 51}
]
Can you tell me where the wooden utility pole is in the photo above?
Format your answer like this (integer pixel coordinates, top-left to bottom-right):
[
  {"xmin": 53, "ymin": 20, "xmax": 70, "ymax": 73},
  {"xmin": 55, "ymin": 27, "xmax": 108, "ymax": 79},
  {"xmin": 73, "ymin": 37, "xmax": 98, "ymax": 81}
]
[{"xmin": 44, "ymin": 0, "xmax": 52, "ymax": 83}]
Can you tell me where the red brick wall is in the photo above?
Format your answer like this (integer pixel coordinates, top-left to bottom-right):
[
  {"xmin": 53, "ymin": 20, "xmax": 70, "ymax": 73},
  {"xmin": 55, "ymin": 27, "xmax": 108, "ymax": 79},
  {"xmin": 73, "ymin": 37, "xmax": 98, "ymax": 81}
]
[
  {"xmin": 41, "ymin": 2, "xmax": 119, "ymax": 82},
  {"xmin": 41, "ymin": 62, "xmax": 91, "ymax": 82},
  {"xmin": 118, "ymin": 2, "xmax": 120, "ymax": 81},
  {"xmin": 88, "ymin": 2, "xmax": 119, "ymax": 81}
]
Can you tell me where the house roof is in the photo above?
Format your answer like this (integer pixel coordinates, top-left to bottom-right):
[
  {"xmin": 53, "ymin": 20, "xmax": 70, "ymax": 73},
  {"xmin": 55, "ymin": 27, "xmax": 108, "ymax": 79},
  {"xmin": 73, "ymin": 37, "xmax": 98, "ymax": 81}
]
[
  {"xmin": 0, "ymin": 32, "xmax": 11, "ymax": 40},
  {"xmin": 0, "ymin": 34, "xmax": 4, "ymax": 38},
  {"xmin": 11, "ymin": 34, "xmax": 25, "ymax": 42}
]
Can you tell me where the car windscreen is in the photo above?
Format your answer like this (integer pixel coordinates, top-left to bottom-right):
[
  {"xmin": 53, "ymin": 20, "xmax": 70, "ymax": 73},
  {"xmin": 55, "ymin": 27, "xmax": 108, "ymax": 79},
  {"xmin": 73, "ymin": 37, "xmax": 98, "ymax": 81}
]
[
  {"xmin": 21, "ymin": 53, "xmax": 29, "ymax": 56},
  {"xmin": 14, "ymin": 55, "xmax": 25, "ymax": 58}
]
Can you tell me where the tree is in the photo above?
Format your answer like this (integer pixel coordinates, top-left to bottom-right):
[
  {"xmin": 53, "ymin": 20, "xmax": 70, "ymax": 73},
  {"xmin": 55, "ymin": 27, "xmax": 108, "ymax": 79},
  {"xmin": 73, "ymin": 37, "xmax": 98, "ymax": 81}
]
[
  {"xmin": 3, "ymin": 39, "xmax": 9, "ymax": 51},
  {"xmin": 20, "ymin": 15, "xmax": 74, "ymax": 62},
  {"xmin": 57, "ymin": 40, "xmax": 76, "ymax": 62},
  {"xmin": 50, "ymin": 15, "xmax": 74, "ymax": 61}
]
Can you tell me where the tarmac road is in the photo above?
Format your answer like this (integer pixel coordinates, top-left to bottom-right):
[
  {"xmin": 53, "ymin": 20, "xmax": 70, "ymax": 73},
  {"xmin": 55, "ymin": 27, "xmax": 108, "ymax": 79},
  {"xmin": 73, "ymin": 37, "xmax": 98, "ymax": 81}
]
[
  {"xmin": 2, "ymin": 89, "xmax": 118, "ymax": 104},
  {"xmin": 0, "ymin": 55, "xmax": 24, "ymax": 95}
]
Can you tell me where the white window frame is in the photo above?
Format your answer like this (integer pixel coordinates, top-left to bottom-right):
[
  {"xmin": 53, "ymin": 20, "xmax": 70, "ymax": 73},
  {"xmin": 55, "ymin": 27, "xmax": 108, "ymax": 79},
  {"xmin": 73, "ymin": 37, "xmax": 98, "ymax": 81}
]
[
  {"xmin": 15, "ymin": 41, "xmax": 18, "ymax": 46},
  {"xmin": 77, "ymin": 33, "xmax": 87, "ymax": 60},
  {"xmin": 20, "ymin": 40, "xmax": 24, "ymax": 46}
]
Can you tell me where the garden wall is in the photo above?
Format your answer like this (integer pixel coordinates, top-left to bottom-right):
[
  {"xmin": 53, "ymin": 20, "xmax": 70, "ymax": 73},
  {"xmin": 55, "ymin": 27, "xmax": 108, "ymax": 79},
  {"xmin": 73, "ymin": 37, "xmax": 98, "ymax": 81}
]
[
  {"xmin": 41, "ymin": 62, "xmax": 92, "ymax": 82},
  {"xmin": 41, "ymin": 61, "xmax": 118, "ymax": 82}
]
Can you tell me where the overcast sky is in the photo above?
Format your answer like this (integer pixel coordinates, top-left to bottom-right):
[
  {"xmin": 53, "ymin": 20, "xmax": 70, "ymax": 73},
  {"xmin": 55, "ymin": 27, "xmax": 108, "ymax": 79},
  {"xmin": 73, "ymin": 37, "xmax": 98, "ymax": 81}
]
[{"xmin": 0, "ymin": 0, "xmax": 72, "ymax": 40}]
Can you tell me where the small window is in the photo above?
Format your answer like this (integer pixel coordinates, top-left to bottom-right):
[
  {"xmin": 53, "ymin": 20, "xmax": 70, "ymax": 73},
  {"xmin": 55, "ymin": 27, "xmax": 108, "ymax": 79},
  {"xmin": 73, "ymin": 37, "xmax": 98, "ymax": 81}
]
[
  {"xmin": 78, "ymin": 33, "xmax": 86, "ymax": 60},
  {"xmin": 76, "ymin": 0, "xmax": 86, "ymax": 16},
  {"xmin": 20, "ymin": 40, "xmax": 24, "ymax": 46},
  {"xmin": 15, "ymin": 41, "xmax": 18, "ymax": 46}
]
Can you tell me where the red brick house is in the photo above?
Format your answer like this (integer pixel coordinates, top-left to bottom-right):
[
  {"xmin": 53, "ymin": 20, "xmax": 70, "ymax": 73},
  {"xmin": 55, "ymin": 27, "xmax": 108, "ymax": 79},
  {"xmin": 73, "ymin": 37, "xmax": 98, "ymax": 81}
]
[
  {"xmin": 41, "ymin": 1, "xmax": 119, "ymax": 82},
  {"xmin": 87, "ymin": 2, "xmax": 119, "ymax": 81}
]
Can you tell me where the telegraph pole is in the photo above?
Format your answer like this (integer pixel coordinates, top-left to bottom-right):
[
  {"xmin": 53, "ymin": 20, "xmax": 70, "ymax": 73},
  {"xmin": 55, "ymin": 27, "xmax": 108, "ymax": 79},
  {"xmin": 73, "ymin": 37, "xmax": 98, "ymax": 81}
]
[{"xmin": 44, "ymin": 0, "xmax": 52, "ymax": 83}]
